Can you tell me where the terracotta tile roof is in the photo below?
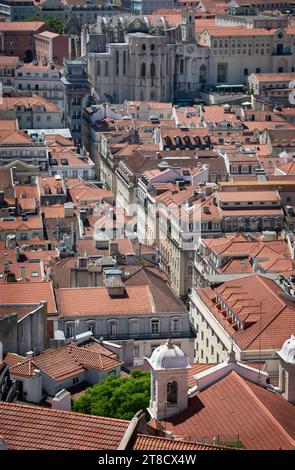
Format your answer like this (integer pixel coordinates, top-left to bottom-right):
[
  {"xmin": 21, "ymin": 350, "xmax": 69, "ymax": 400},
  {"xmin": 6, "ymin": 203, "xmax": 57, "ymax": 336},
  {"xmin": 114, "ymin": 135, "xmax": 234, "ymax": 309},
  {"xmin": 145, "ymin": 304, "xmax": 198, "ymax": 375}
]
[
  {"xmin": 0, "ymin": 215, "xmax": 43, "ymax": 231},
  {"xmin": 277, "ymin": 161, "xmax": 295, "ymax": 175},
  {"xmin": 0, "ymin": 119, "xmax": 18, "ymax": 131},
  {"xmin": 161, "ymin": 371, "xmax": 295, "ymax": 450},
  {"xmin": 35, "ymin": 31, "xmax": 59, "ymax": 39},
  {"xmin": 38, "ymin": 176, "xmax": 66, "ymax": 197},
  {"xmin": 70, "ymin": 186, "xmax": 113, "ymax": 204},
  {"xmin": 0, "ymin": 402, "xmax": 129, "ymax": 450},
  {"xmin": 15, "ymin": 185, "xmax": 40, "ymax": 201},
  {"xmin": 50, "ymin": 149, "xmax": 93, "ymax": 167},
  {"xmin": 0, "ymin": 281, "xmax": 57, "ymax": 313},
  {"xmin": 56, "ymin": 285, "xmax": 153, "ymax": 317},
  {"xmin": 0, "ymin": 21, "xmax": 46, "ymax": 32},
  {"xmin": 0, "ymin": 130, "xmax": 32, "ymax": 144},
  {"xmin": 188, "ymin": 363, "xmax": 216, "ymax": 387},
  {"xmin": 0, "ymin": 96, "xmax": 61, "ymax": 113},
  {"xmin": 9, "ymin": 359, "xmax": 36, "ymax": 378},
  {"xmin": 201, "ymin": 27, "xmax": 276, "ymax": 37},
  {"xmin": 217, "ymin": 190, "xmax": 280, "ymax": 203},
  {"xmin": 254, "ymin": 73, "xmax": 295, "ymax": 83},
  {"xmin": 42, "ymin": 204, "xmax": 65, "ymax": 219},
  {"xmin": 0, "ymin": 57, "xmax": 19, "ymax": 68},
  {"xmin": 133, "ymin": 434, "xmax": 235, "ymax": 450},
  {"xmin": 9, "ymin": 342, "xmax": 122, "ymax": 381},
  {"xmin": 3, "ymin": 353, "xmax": 26, "ymax": 367},
  {"xmin": 196, "ymin": 275, "xmax": 295, "ymax": 351},
  {"xmin": 18, "ymin": 198, "xmax": 36, "ymax": 211}
]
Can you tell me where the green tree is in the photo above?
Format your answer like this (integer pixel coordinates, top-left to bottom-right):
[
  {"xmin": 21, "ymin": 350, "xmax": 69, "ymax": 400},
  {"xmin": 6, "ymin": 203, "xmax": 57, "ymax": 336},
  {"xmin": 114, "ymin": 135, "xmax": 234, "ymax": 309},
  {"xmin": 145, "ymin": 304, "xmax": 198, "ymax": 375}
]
[
  {"xmin": 25, "ymin": 16, "xmax": 64, "ymax": 35},
  {"xmin": 72, "ymin": 370, "xmax": 151, "ymax": 420}
]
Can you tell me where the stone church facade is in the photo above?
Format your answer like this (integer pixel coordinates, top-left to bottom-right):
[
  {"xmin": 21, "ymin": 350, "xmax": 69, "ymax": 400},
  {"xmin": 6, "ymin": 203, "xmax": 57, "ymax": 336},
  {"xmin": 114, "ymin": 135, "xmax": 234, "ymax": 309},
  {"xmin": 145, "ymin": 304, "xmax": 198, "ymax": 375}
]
[{"xmin": 82, "ymin": 10, "xmax": 209, "ymax": 103}]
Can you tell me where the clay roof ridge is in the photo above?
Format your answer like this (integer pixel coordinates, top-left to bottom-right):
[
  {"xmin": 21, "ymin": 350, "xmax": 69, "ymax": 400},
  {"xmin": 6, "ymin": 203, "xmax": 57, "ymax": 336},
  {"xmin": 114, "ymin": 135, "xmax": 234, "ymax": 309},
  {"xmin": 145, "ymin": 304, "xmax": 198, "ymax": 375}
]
[
  {"xmin": 0, "ymin": 401, "xmax": 130, "ymax": 422},
  {"xmin": 233, "ymin": 372, "xmax": 295, "ymax": 447}
]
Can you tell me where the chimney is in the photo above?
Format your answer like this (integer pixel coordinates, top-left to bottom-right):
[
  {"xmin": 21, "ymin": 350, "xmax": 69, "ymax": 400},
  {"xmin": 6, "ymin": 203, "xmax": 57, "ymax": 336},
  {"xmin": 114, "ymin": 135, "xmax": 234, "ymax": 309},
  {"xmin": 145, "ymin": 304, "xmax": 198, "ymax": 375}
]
[
  {"xmin": 156, "ymin": 151, "xmax": 162, "ymax": 160},
  {"xmin": 3, "ymin": 261, "xmax": 9, "ymax": 273},
  {"xmin": 26, "ymin": 351, "xmax": 34, "ymax": 359},
  {"xmin": 19, "ymin": 265, "xmax": 25, "ymax": 279},
  {"xmin": 51, "ymin": 389, "xmax": 71, "ymax": 412}
]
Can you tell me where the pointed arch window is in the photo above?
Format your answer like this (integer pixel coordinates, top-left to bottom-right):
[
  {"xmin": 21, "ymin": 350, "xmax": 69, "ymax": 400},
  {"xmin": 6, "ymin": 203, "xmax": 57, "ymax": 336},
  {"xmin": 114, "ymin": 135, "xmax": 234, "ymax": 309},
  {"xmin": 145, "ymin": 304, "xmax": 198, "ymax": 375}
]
[
  {"xmin": 141, "ymin": 62, "xmax": 146, "ymax": 78},
  {"xmin": 180, "ymin": 59, "xmax": 184, "ymax": 75},
  {"xmin": 105, "ymin": 61, "xmax": 109, "ymax": 77},
  {"xmin": 150, "ymin": 63, "xmax": 156, "ymax": 78}
]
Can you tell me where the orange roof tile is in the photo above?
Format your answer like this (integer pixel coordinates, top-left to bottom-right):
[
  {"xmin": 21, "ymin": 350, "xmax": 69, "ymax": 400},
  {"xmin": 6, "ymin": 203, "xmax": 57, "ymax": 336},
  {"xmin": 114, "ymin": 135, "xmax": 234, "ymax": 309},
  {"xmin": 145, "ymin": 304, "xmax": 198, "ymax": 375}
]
[
  {"xmin": 0, "ymin": 21, "xmax": 46, "ymax": 32},
  {"xmin": 56, "ymin": 286, "xmax": 153, "ymax": 317},
  {"xmin": 133, "ymin": 434, "xmax": 235, "ymax": 450},
  {"xmin": 0, "ymin": 402, "xmax": 129, "ymax": 450},
  {"xmin": 196, "ymin": 275, "xmax": 295, "ymax": 351},
  {"xmin": 161, "ymin": 371, "xmax": 295, "ymax": 450},
  {"xmin": 0, "ymin": 281, "xmax": 57, "ymax": 313}
]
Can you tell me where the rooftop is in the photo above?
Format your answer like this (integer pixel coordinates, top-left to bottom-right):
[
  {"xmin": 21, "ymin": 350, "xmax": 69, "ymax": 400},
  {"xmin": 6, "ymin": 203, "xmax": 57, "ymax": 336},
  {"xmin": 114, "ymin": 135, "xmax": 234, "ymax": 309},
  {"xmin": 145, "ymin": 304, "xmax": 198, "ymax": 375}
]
[{"xmin": 0, "ymin": 402, "xmax": 129, "ymax": 450}]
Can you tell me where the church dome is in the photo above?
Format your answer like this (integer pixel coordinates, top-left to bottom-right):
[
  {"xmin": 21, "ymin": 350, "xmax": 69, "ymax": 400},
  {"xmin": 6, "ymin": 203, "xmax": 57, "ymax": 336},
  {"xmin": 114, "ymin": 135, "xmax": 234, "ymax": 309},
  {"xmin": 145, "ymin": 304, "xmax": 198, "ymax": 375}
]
[
  {"xmin": 149, "ymin": 340, "xmax": 189, "ymax": 370},
  {"xmin": 277, "ymin": 334, "xmax": 295, "ymax": 364}
]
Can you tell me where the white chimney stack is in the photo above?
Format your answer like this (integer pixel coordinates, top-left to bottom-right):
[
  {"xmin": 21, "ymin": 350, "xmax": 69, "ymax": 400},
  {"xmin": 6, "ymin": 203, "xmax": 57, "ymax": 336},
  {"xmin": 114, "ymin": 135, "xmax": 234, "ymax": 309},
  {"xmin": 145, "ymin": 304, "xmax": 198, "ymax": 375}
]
[{"xmin": 51, "ymin": 389, "xmax": 71, "ymax": 412}]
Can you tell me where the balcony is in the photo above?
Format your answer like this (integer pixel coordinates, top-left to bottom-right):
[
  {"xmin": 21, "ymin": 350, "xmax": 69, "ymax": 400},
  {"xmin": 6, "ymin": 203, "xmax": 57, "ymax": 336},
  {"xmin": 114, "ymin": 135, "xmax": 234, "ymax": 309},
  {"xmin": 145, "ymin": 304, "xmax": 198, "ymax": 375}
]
[{"xmin": 93, "ymin": 327, "xmax": 196, "ymax": 342}]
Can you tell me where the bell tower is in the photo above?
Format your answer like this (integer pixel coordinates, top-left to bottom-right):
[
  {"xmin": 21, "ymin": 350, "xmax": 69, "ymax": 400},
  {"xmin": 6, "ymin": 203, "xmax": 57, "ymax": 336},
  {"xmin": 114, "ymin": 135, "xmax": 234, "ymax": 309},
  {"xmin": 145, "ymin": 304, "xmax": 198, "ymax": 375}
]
[
  {"xmin": 181, "ymin": 9, "xmax": 196, "ymax": 43},
  {"xmin": 146, "ymin": 340, "xmax": 190, "ymax": 421},
  {"xmin": 277, "ymin": 334, "xmax": 295, "ymax": 404}
]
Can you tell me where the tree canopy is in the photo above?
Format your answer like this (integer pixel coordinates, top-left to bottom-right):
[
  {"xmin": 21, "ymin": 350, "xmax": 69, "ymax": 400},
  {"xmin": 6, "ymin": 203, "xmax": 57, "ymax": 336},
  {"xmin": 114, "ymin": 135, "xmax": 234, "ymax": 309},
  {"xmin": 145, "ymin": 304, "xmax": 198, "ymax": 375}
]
[{"xmin": 72, "ymin": 370, "xmax": 151, "ymax": 421}]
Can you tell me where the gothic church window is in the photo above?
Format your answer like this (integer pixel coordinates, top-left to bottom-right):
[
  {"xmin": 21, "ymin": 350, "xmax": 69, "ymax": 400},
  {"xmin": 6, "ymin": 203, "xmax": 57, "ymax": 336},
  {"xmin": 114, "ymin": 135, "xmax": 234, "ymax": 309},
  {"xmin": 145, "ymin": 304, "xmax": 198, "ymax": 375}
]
[
  {"xmin": 180, "ymin": 59, "xmax": 184, "ymax": 75},
  {"xmin": 105, "ymin": 61, "xmax": 109, "ymax": 76},
  {"xmin": 151, "ymin": 63, "xmax": 156, "ymax": 78},
  {"xmin": 141, "ymin": 62, "xmax": 146, "ymax": 78}
]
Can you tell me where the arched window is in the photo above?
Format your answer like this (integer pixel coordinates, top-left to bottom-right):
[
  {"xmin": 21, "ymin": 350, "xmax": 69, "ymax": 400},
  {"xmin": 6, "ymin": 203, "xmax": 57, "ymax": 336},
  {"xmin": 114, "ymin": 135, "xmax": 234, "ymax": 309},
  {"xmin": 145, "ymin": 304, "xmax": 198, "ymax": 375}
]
[
  {"xmin": 115, "ymin": 50, "xmax": 119, "ymax": 75},
  {"xmin": 199, "ymin": 64, "xmax": 207, "ymax": 84},
  {"xmin": 150, "ymin": 63, "xmax": 156, "ymax": 78},
  {"xmin": 105, "ymin": 61, "xmax": 109, "ymax": 77},
  {"xmin": 167, "ymin": 380, "xmax": 178, "ymax": 404},
  {"xmin": 170, "ymin": 317, "xmax": 181, "ymax": 334},
  {"xmin": 151, "ymin": 44, "xmax": 155, "ymax": 51},
  {"xmin": 65, "ymin": 321, "xmax": 75, "ymax": 338},
  {"xmin": 180, "ymin": 59, "xmax": 184, "ymax": 75},
  {"xmin": 86, "ymin": 321, "xmax": 97, "ymax": 336},
  {"xmin": 108, "ymin": 319, "xmax": 118, "ymax": 337},
  {"xmin": 123, "ymin": 51, "xmax": 126, "ymax": 75},
  {"xmin": 141, "ymin": 62, "xmax": 146, "ymax": 78},
  {"xmin": 142, "ymin": 44, "xmax": 146, "ymax": 52},
  {"xmin": 97, "ymin": 61, "xmax": 101, "ymax": 76},
  {"xmin": 129, "ymin": 318, "xmax": 139, "ymax": 335}
]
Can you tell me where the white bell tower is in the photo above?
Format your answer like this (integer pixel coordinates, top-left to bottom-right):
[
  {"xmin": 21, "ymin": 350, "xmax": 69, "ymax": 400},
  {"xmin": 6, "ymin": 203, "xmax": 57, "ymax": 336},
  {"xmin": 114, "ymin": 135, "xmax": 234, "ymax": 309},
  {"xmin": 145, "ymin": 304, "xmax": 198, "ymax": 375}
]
[
  {"xmin": 146, "ymin": 340, "xmax": 190, "ymax": 421},
  {"xmin": 277, "ymin": 334, "xmax": 295, "ymax": 404}
]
